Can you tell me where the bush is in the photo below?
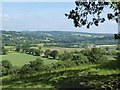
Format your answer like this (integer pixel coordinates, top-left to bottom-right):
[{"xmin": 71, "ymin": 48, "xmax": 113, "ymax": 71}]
[
  {"xmin": 2, "ymin": 60, "xmax": 13, "ymax": 75},
  {"xmin": 59, "ymin": 51, "xmax": 73, "ymax": 60},
  {"xmin": 72, "ymin": 54, "xmax": 89, "ymax": 65},
  {"xmin": 44, "ymin": 49, "xmax": 51, "ymax": 58},
  {"xmin": 2, "ymin": 47, "xmax": 8, "ymax": 55},
  {"xmin": 19, "ymin": 58, "xmax": 44, "ymax": 75},
  {"xmin": 81, "ymin": 48, "xmax": 108, "ymax": 63},
  {"xmin": 50, "ymin": 50, "xmax": 59, "ymax": 59},
  {"xmin": 30, "ymin": 58, "xmax": 44, "ymax": 71}
]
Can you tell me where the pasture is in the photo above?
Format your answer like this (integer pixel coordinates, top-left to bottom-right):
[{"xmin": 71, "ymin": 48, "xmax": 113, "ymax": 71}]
[
  {"xmin": 2, "ymin": 45, "xmax": 117, "ymax": 67},
  {"xmin": 4, "ymin": 45, "xmax": 85, "ymax": 54},
  {"xmin": 2, "ymin": 53, "xmax": 58, "ymax": 67},
  {"xmin": 30, "ymin": 46, "xmax": 85, "ymax": 54},
  {"xmin": 42, "ymin": 47, "xmax": 85, "ymax": 54},
  {"xmin": 2, "ymin": 45, "xmax": 119, "ymax": 89}
]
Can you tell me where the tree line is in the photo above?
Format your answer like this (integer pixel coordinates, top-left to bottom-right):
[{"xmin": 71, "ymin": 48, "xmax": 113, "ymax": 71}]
[{"xmin": 2, "ymin": 47, "xmax": 109, "ymax": 76}]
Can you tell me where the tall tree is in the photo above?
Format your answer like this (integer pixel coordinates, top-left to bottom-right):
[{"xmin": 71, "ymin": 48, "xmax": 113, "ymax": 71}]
[
  {"xmin": 65, "ymin": 0, "xmax": 120, "ymax": 61},
  {"xmin": 65, "ymin": 0, "xmax": 120, "ymax": 28}
]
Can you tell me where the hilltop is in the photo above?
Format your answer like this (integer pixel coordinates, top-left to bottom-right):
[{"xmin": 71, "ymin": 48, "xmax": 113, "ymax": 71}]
[{"xmin": 2, "ymin": 30, "xmax": 117, "ymax": 47}]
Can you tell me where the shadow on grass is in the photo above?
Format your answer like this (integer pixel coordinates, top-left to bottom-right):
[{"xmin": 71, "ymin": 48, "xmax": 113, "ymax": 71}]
[
  {"xmin": 3, "ymin": 73, "xmax": 119, "ymax": 89},
  {"xmin": 2, "ymin": 61, "xmax": 120, "ymax": 89},
  {"xmin": 96, "ymin": 60, "xmax": 120, "ymax": 70},
  {"xmin": 2, "ymin": 68, "xmax": 91, "ymax": 88},
  {"xmin": 54, "ymin": 74, "xmax": 119, "ymax": 90},
  {"xmin": 3, "ymin": 69, "xmax": 119, "ymax": 89}
]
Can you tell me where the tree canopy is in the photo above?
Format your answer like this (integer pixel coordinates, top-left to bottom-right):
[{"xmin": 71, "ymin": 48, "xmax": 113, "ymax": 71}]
[{"xmin": 65, "ymin": 0, "xmax": 120, "ymax": 29}]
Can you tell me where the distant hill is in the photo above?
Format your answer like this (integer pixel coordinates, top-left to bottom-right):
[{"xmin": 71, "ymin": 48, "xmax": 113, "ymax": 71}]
[{"xmin": 2, "ymin": 30, "xmax": 117, "ymax": 47}]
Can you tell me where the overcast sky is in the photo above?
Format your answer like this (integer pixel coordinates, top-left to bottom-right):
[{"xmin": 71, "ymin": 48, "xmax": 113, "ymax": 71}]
[{"xmin": 1, "ymin": 2, "xmax": 118, "ymax": 33}]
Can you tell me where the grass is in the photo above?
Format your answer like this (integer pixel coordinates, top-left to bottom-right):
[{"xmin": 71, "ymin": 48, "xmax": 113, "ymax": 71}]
[
  {"xmin": 2, "ymin": 52, "xmax": 58, "ymax": 67},
  {"xmin": 105, "ymin": 55, "xmax": 116, "ymax": 60},
  {"xmin": 4, "ymin": 45, "xmax": 85, "ymax": 54},
  {"xmin": 42, "ymin": 47, "xmax": 85, "ymax": 54},
  {"xmin": 2, "ymin": 45, "xmax": 119, "ymax": 88},
  {"xmin": 30, "ymin": 46, "xmax": 85, "ymax": 54},
  {"xmin": 2, "ymin": 60, "xmax": 120, "ymax": 88}
]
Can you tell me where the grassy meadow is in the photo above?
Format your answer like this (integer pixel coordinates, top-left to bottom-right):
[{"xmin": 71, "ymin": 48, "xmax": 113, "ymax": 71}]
[
  {"xmin": 2, "ymin": 45, "xmax": 119, "ymax": 89},
  {"xmin": 2, "ymin": 52, "xmax": 58, "ymax": 67},
  {"xmin": 2, "ymin": 45, "xmax": 117, "ymax": 67},
  {"xmin": 2, "ymin": 46, "xmax": 85, "ymax": 67}
]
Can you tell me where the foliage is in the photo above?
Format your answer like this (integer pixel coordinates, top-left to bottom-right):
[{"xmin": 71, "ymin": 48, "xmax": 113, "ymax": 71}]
[
  {"xmin": 2, "ymin": 31, "xmax": 117, "ymax": 47},
  {"xmin": 72, "ymin": 54, "xmax": 89, "ymax": 65},
  {"xmin": 1, "ymin": 60, "xmax": 13, "ymax": 75},
  {"xmin": 81, "ymin": 48, "xmax": 108, "ymax": 63},
  {"xmin": 19, "ymin": 58, "xmax": 44, "ymax": 75},
  {"xmin": 65, "ymin": 1, "xmax": 120, "ymax": 28},
  {"xmin": 44, "ymin": 49, "xmax": 51, "ymax": 58},
  {"xmin": 50, "ymin": 50, "xmax": 59, "ymax": 59},
  {"xmin": 25, "ymin": 48, "xmax": 41, "ymax": 56},
  {"xmin": 2, "ymin": 52, "xmax": 58, "ymax": 67},
  {"xmin": 90, "ymin": 48, "xmax": 108, "ymax": 63},
  {"xmin": 117, "ymin": 51, "xmax": 120, "ymax": 60},
  {"xmin": 2, "ymin": 61, "xmax": 119, "ymax": 89},
  {"xmin": 2, "ymin": 47, "xmax": 8, "ymax": 55},
  {"xmin": 15, "ymin": 47, "xmax": 21, "ymax": 52},
  {"xmin": 59, "ymin": 51, "xmax": 73, "ymax": 60},
  {"xmin": 30, "ymin": 58, "xmax": 44, "ymax": 71}
]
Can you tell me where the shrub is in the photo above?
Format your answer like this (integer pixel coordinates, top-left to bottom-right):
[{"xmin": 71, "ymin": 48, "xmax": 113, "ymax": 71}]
[
  {"xmin": 72, "ymin": 54, "xmax": 89, "ymax": 65},
  {"xmin": 50, "ymin": 50, "xmax": 59, "ymax": 59},
  {"xmin": 2, "ymin": 60, "xmax": 13, "ymax": 75},
  {"xmin": 59, "ymin": 51, "xmax": 73, "ymax": 60}
]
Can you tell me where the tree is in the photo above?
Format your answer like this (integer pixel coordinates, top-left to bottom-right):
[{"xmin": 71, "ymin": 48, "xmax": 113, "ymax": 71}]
[
  {"xmin": 25, "ymin": 48, "xmax": 31, "ymax": 54},
  {"xmin": 2, "ymin": 47, "xmax": 8, "ymax": 55},
  {"xmin": 72, "ymin": 53, "xmax": 89, "ymax": 65},
  {"xmin": 89, "ymin": 48, "xmax": 107, "ymax": 63},
  {"xmin": 34, "ymin": 49, "xmax": 41, "ymax": 56},
  {"xmin": 81, "ymin": 48, "xmax": 107, "ymax": 63},
  {"xmin": 59, "ymin": 51, "xmax": 73, "ymax": 60},
  {"xmin": 28, "ymin": 48, "xmax": 41, "ymax": 56},
  {"xmin": 2, "ymin": 60, "xmax": 13, "ymax": 75},
  {"xmin": 30, "ymin": 58, "xmax": 44, "ymax": 71},
  {"xmin": 105, "ymin": 47, "xmax": 109, "ymax": 51},
  {"xmin": 2, "ymin": 60, "xmax": 13, "ymax": 69},
  {"xmin": 15, "ymin": 47, "xmax": 21, "ymax": 52},
  {"xmin": 38, "ymin": 46, "xmax": 41, "ymax": 51},
  {"xmin": 50, "ymin": 50, "xmax": 59, "ymax": 59},
  {"xmin": 2, "ymin": 67, "xmax": 7, "ymax": 75},
  {"xmin": 19, "ymin": 64, "xmax": 31, "ymax": 75},
  {"xmin": 19, "ymin": 58, "xmax": 44, "ymax": 75},
  {"xmin": 21, "ymin": 44, "xmax": 30, "ymax": 52},
  {"xmin": 44, "ymin": 49, "xmax": 51, "ymax": 58},
  {"xmin": 117, "ymin": 52, "xmax": 120, "ymax": 60},
  {"xmin": 65, "ymin": 0, "xmax": 120, "ymax": 28}
]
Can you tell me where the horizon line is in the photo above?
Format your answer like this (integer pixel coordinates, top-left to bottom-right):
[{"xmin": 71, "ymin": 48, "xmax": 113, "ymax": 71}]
[{"xmin": 1, "ymin": 30, "xmax": 116, "ymax": 34}]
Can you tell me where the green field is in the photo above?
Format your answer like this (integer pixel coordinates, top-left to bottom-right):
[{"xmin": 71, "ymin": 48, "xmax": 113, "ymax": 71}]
[
  {"xmin": 2, "ymin": 45, "xmax": 117, "ymax": 67},
  {"xmin": 2, "ymin": 53, "xmax": 58, "ymax": 67},
  {"xmin": 31, "ymin": 47, "xmax": 85, "ymax": 54},
  {"xmin": 2, "ymin": 60, "xmax": 119, "ymax": 88},
  {"xmin": 2, "ymin": 46, "xmax": 119, "ymax": 89},
  {"xmin": 2, "ymin": 53, "xmax": 116, "ymax": 67},
  {"xmin": 4, "ymin": 45, "xmax": 85, "ymax": 54}
]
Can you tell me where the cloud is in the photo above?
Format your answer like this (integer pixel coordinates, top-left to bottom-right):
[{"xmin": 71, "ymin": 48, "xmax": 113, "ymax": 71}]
[{"xmin": 0, "ymin": 13, "xmax": 10, "ymax": 22}]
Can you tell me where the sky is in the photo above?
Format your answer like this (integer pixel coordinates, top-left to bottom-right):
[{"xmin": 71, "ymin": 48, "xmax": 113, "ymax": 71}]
[{"xmin": 1, "ymin": 1, "xmax": 118, "ymax": 34}]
